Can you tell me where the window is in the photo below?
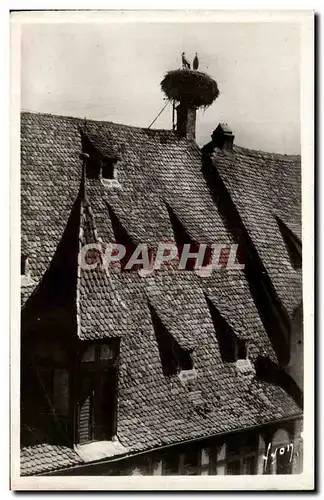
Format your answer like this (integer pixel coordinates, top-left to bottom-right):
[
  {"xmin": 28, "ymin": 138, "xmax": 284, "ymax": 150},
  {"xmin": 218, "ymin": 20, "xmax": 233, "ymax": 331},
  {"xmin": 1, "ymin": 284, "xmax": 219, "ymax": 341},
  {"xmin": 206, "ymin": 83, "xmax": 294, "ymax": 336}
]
[
  {"xmin": 101, "ymin": 158, "xmax": 121, "ymax": 188},
  {"xmin": 81, "ymin": 132, "xmax": 118, "ymax": 182},
  {"xmin": 162, "ymin": 447, "xmax": 200, "ymax": 475},
  {"xmin": 162, "ymin": 453, "xmax": 180, "ymax": 475},
  {"xmin": 177, "ymin": 347, "xmax": 194, "ymax": 371},
  {"xmin": 82, "ymin": 345, "xmax": 96, "ymax": 363},
  {"xmin": 225, "ymin": 433, "xmax": 258, "ymax": 475},
  {"xmin": 207, "ymin": 443, "xmax": 226, "ymax": 475},
  {"xmin": 237, "ymin": 338, "xmax": 247, "ymax": 359},
  {"xmin": 182, "ymin": 448, "xmax": 200, "ymax": 475},
  {"xmin": 78, "ymin": 341, "xmax": 119, "ymax": 444},
  {"xmin": 101, "ymin": 158, "xmax": 115, "ymax": 180},
  {"xmin": 131, "ymin": 457, "xmax": 153, "ymax": 475},
  {"xmin": 227, "ymin": 459, "xmax": 241, "ymax": 475},
  {"xmin": 81, "ymin": 343, "xmax": 117, "ymax": 365}
]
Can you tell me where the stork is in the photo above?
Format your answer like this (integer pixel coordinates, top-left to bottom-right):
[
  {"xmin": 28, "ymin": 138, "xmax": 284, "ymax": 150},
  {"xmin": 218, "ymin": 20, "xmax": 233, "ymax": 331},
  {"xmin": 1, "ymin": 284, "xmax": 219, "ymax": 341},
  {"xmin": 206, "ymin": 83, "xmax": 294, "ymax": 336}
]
[
  {"xmin": 181, "ymin": 52, "xmax": 191, "ymax": 70},
  {"xmin": 193, "ymin": 52, "xmax": 199, "ymax": 70}
]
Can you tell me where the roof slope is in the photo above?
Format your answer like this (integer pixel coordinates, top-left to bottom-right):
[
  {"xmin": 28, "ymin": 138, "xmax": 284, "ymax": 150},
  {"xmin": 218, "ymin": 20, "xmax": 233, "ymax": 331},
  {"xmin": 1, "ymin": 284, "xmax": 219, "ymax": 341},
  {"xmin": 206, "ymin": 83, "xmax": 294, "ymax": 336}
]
[
  {"xmin": 212, "ymin": 146, "xmax": 302, "ymax": 317},
  {"xmin": 20, "ymin": 112, "xmax": 302, "ymax": 475},
  {"xmin": 20, "ymin": 444, "xmax": 83, "ymax": 476},
  {"xmin": 21, "ymin": 112, "xmax": 83, "ymax": 305},
  {"xmin": 79, "ymin": 268, "xmax": 301, "ymax": 457}
]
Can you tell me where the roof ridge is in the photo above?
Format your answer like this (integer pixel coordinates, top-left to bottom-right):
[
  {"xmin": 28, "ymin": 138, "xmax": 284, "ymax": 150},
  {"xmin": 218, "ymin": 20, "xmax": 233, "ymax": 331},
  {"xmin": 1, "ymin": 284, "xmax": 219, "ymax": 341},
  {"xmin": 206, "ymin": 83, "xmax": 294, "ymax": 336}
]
[
  {"xmin": 231, "ymin": 144, "xmax": 301, "ymax": 160},
  {"xmin": 20, "ymin": 110, "xmax": 176, "ymax": 135}
]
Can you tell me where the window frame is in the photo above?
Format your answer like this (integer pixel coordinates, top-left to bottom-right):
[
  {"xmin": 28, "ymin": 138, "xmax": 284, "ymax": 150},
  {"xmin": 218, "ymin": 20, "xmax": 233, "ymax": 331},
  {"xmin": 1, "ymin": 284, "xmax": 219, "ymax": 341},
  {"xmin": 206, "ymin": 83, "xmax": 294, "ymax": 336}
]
[
  {"xmin": 80, "ymin": 341, "xmax": 119, "ymax": 369},
  {"xmin": 101, "ymin": 158, "xmax": 117, "ymax": 181}
]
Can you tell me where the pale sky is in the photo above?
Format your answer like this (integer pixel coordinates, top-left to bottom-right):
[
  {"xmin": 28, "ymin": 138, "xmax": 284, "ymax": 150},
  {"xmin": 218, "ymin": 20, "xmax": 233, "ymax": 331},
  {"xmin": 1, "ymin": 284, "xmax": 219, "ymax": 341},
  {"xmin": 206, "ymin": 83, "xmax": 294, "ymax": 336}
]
[{"xmin": 21, "ymin": 21, "xmax": 301, "ymax": 154}]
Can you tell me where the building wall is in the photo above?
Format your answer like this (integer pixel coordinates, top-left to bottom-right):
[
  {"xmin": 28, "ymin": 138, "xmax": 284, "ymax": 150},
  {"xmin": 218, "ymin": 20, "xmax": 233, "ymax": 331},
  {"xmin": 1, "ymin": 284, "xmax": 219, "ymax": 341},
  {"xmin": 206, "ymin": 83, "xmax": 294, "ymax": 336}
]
[{"xmin": 54, "ymin": 421, "xmax": 303, "ymax": 476}]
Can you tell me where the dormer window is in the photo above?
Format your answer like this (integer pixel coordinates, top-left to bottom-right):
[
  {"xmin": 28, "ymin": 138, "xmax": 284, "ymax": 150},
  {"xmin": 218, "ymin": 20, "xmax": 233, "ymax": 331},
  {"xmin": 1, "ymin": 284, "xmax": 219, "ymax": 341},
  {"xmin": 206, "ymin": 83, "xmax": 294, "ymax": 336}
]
[{"xmin": 80, "ymin": 130, "xmax": 121, "ymax": 188}]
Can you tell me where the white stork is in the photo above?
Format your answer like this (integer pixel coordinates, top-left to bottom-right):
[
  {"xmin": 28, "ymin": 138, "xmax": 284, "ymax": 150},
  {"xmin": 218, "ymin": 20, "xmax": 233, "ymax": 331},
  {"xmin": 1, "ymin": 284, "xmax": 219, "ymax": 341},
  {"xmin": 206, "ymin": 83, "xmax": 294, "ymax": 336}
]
[
  {"xmin": 193, "ymin": 53, "xmax": 199, "ymax": 70},
  {"xmin": 181, "ymin": 52, "xmax": 191, "ymax": 70}
]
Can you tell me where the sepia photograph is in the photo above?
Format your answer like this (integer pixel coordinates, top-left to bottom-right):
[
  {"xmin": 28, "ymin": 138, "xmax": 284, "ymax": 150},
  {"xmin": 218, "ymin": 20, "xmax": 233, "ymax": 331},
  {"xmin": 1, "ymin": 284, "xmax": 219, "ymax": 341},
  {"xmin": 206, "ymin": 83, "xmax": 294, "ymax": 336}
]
[{"xmin": 10, "ymin": 9, "xmax": 314, "ymax": 490}]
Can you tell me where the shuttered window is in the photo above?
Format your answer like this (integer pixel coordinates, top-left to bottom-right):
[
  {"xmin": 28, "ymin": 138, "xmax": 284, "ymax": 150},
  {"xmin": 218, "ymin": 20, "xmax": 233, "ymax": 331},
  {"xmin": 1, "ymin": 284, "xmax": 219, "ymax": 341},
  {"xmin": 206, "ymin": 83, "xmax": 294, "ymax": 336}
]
[{"xmin": 78, "ymin": 341, "xmax": 119, "ymax": 444}]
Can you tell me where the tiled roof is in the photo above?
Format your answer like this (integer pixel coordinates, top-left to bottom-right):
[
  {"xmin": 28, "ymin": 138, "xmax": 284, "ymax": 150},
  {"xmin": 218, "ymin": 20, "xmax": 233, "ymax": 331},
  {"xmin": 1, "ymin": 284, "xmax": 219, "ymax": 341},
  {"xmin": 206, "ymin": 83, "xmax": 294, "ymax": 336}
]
[
  {"xmin": 211, "ymin": 146, "xmax": 302, "ymax": 318},
  {"xmin": 20, "ymin": 443, "xmax": 83, "ymax": 476},
  {"xmin": 78, "ymin": 267, "xmax": 301, "ymax": 456},
  {"xmin": 82, "ymin": 120, "xmax": 232, "ymax": 246},
  {"xmin": 20, "ymin": 112, "xmax": 83, "ymax": 306},
  {"xmin": 20, "ymin": 112, "xmax": 302, "ymax": 475}
]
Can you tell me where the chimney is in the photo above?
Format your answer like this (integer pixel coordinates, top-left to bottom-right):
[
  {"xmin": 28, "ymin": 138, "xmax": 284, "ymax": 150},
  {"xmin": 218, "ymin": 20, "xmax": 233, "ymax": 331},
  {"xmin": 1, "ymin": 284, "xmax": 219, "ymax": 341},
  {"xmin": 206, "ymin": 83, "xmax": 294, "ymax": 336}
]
[
  {"xmin": 161, "ymin": 62, "xmax": 219, "ymax": 141},
  {"xmin": 176, "ymin": 104, "xmax": 197, "ymax": 140},
  {"xmin": 211, "ymin": 123, "xmax": 235, "ymax": 150}
]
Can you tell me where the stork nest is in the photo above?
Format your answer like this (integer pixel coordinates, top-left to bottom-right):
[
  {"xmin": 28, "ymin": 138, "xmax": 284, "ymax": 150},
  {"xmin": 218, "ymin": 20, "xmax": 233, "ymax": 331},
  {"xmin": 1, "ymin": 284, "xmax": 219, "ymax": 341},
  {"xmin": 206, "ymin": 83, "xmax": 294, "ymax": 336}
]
[{"xmin": 161, "ymin": 69, "xmax": 220, "ymax": 108}]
